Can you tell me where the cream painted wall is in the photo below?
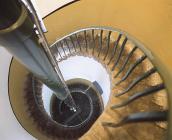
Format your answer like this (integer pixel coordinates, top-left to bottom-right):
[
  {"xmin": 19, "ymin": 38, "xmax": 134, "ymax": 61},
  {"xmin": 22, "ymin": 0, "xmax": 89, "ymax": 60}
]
[{"xmin": 34, "ymin": 0, "xmax": 74, "ymax": 17}]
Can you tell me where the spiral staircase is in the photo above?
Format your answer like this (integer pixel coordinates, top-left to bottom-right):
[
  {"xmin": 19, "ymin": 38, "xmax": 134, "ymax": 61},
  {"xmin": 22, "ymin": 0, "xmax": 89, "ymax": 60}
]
[
  {"xmin": 8, "ymin": 27, "xmax": 168, "ymax": 139},
  {"xmin": 1, "ymin": 0, "xmax": 172, "ymax": 140}
]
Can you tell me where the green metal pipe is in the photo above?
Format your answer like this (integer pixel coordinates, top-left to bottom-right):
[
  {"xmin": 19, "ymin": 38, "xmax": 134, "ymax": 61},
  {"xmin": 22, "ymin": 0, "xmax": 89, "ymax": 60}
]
[{"xmin": 0, "ymin": 0, "xmax": 69, "ymax": 101}]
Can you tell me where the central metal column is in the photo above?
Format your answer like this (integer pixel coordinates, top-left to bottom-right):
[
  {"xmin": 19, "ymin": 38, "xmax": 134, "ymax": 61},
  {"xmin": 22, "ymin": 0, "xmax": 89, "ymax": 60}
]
[{"xmin": 0, "ymin": 0, "xmax": 76, "ymax": 110}]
